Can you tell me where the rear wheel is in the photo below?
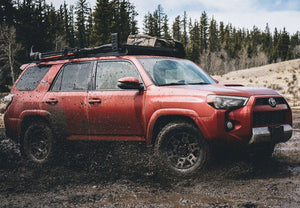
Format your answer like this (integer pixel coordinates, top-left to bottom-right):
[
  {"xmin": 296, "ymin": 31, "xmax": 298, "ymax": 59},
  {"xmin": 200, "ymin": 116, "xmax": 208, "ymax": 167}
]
[
  {"xmin": 21, "ymin": 122, "xmax": 57, "ymax": 165},
  {"xmin": 155, "ymin": 121, "xmax": 209, "ymax": 178}
]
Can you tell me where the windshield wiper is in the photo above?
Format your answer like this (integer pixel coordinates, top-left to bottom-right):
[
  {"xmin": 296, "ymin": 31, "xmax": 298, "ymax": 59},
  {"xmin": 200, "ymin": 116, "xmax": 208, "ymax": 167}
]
[
  {"xmin": 188, "ymin": 82, "xmax": 210, "ymax": 85},
  {"xmin": 159, "ymin": 82, "xmax": 187, "ymax": 86}
]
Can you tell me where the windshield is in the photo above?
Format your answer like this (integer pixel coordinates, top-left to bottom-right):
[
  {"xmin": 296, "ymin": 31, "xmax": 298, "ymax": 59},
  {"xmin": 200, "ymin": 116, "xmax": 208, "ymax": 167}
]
[{"xmin": 138, "ymin": 58, "xmax": 215, "ymax": 86}]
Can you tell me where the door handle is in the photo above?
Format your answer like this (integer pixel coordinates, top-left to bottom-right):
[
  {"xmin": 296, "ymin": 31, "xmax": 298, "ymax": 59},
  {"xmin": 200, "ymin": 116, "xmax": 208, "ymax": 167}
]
[
  {"xmin": 88, "ymin": 98, "xmax": 102, "ymax": 104},
  {"xmin": 45, "ymin": 98, "xmax": 58, "ymax": 105}
]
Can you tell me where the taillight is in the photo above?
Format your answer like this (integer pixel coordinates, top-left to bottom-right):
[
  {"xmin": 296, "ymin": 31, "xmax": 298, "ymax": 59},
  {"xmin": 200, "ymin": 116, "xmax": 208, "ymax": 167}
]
[{"xmin": 2, "ymin": 94, "xmax": 14, "ymax": 111}]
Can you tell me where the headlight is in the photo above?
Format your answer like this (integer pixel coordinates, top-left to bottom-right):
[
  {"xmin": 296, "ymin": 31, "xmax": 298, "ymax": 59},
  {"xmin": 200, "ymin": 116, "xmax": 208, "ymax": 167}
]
[{"xmin": 207, "ymin": 95, "xmax": 248, "ymax": 109}]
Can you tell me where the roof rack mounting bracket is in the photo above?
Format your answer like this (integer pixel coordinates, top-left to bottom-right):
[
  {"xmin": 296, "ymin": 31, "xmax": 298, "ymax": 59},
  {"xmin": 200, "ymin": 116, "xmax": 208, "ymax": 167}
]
[{"xmin": 111, "ymin": 33, "xmax": 119, "ymax": 52}]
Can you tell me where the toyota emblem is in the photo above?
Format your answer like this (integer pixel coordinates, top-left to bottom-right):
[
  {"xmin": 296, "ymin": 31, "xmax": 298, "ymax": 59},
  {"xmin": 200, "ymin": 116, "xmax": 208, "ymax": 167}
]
[{"xmin": 268, "ymin": 98, "xmax": 276, "ymax": 107}]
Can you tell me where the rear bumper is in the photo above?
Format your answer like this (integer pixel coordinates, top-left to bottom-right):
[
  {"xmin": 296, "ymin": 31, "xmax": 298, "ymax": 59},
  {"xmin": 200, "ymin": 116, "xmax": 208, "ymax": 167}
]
[{"xmin": 248, "ymin": 124, "xmax": 293, "ymax": 144}]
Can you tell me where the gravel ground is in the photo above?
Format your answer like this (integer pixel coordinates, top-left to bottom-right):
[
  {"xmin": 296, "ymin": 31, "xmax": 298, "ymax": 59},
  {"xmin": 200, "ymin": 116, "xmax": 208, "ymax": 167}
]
[{"xmin": 0, "ymin": 114, "xmax": 299, "ymax": 208}]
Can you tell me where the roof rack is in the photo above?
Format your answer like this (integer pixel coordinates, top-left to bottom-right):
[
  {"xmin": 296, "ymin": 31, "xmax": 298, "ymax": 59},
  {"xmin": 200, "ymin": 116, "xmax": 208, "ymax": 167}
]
[{"xmin": 30, "ymin": 33, "xmax": 185, "ymax": 62}]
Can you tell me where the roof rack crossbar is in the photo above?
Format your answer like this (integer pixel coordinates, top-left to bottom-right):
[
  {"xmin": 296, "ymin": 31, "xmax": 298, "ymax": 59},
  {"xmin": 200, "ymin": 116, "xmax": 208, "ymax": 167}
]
[{"xmin": 30, "ymin": 33, "xmax": 185, "ymax": 62}]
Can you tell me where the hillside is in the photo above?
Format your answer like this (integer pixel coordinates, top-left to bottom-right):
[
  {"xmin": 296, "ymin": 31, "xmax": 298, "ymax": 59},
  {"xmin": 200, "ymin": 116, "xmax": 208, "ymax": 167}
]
[{"xmin": 213, "ymin": 59, "xmax": 300, "ymax": 107}]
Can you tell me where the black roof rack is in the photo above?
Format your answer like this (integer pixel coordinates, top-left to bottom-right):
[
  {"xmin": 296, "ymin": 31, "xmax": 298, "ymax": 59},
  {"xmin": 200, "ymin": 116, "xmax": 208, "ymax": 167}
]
[{"xmin": 30, "ymin": 33, "xmax": 185, "ymax": 62}]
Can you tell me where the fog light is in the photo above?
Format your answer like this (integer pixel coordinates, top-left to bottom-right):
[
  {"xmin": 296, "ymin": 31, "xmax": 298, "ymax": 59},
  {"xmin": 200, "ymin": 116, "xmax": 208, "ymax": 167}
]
[{"xmin": 225, "ymin": 120, "xmax": 234, "ymax": 131}]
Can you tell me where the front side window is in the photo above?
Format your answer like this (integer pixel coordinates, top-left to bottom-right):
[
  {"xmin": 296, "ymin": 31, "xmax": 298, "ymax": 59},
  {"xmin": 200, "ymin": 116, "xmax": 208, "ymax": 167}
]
[
  {"xmin": 96, "ymin": 61, "xmax": 141, "ymax": 90},
  {"xmin": 51, "ymin": 62, "xmax": 92, "ymax": 91},
  {"xmin": 138, "ymin": 58, "xmax": 215, "ymax": 86},
  {"xmin": 16, "ymin": 65, "xmax": 51, "ymax": 91}
]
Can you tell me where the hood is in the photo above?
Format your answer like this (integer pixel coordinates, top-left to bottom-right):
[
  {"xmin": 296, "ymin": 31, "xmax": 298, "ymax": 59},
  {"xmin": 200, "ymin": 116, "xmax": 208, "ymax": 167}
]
[{"xmin": 164, "ymin": 84, "xmax": 279, "ymax": 97}]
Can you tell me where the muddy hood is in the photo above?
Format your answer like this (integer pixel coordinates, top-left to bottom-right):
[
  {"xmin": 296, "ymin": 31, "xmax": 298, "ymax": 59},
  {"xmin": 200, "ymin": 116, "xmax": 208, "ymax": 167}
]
[{"xmin": 168, "ymin": 84, "xmax": 280, "ymax": 97}]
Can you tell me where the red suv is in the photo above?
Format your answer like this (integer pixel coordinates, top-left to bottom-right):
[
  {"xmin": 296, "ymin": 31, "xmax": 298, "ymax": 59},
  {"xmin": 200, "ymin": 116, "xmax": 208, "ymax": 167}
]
[{"xmin": 3, "ymin": 37, "xmax": 293, "ymax": 177}]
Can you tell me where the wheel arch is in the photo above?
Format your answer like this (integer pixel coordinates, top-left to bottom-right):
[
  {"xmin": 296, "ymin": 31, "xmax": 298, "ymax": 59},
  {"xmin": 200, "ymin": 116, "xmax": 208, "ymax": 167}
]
[
  {"xmin": 19, "ymin": 110, "xmax": 52, "ymax": 140},
  {"xmin": 146, "ymin": 109, "xmax": 201, "ymax": 145}
]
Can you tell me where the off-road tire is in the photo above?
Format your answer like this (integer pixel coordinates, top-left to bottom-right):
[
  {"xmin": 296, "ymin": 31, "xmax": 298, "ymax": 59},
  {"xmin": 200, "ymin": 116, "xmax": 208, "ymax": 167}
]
[
  {"xmin": 21, "ymin": 122, "xmax": 57, "ymax": 165},
  {"xmin": 155, "ymin": 121, "xmax": 209, "ymax": 178}
]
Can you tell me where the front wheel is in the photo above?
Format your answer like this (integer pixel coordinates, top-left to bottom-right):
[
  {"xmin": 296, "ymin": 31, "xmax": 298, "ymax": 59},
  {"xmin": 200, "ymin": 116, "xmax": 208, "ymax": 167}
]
[
  {"xmin": 155, "ymin": 121, "xmax": 209, "ymax": 178},
  {"xmin": 21, "ymin": 122, "xmax": 57, "ymax": 165}
]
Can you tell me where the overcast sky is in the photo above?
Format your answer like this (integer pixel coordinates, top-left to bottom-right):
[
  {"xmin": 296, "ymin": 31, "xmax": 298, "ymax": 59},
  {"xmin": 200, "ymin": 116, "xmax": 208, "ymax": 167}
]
[{"xmin": 47, "ymin": 0, "xmax": 300, "ymax": 34}]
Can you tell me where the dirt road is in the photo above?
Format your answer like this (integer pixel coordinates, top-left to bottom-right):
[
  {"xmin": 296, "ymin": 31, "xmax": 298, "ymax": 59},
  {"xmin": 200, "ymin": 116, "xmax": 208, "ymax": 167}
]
[{"xmin": 0, "ymin": 114, "xmax": 299, "ymax": 208}]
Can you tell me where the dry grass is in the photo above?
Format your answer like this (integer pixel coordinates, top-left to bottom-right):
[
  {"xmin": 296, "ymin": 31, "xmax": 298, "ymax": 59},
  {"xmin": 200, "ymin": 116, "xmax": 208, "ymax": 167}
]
[{"xmin": 214, "ymin": 59, "xmax": 300, "ymax": 107}]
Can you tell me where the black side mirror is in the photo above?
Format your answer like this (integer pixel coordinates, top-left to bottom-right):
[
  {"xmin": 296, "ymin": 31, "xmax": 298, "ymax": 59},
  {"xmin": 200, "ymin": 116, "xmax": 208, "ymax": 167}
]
[{"xmin": 117, "ymin": 77, "xmax": 143, "ymax": 90}]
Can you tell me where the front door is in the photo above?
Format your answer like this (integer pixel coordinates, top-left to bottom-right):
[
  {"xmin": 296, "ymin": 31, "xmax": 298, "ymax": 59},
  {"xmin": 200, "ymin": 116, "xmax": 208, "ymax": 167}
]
[{"xmin": 88, "ymin": 60, "xmax": 144, "ymax": 136}]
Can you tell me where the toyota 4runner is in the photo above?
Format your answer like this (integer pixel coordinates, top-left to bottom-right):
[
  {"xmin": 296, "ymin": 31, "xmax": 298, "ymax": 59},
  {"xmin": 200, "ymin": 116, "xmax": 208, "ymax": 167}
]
[{"xmin": 3, "ymin": 35, "xmax": 293, "ymax": 177}]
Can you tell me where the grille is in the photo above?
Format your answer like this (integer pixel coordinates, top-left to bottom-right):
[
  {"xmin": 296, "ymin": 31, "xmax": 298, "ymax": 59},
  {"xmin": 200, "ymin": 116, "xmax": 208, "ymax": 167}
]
[
  {"xmin": 253, "ymin": 111, "xmax": 287, "ymax": 127},
  {"xmin": 255, "ymin": 97, "xmax": 286, "ymax": 106}
]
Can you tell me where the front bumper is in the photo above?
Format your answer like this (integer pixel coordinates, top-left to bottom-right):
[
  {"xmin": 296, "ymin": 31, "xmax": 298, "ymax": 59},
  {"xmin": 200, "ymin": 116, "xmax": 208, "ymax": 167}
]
[{"xmin": 248, "ymin": 124, "xmax": 293, "ymax": 144}]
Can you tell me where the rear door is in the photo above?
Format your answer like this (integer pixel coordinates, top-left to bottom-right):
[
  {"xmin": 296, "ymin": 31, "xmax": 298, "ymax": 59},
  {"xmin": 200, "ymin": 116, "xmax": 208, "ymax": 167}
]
[
  {"xmin": 87, "ymin": 60, "xmax": 145, "ymax": 136},
  {"xmin": 42, "ymin": 61, "xmax": 94, "ymax": 137}
]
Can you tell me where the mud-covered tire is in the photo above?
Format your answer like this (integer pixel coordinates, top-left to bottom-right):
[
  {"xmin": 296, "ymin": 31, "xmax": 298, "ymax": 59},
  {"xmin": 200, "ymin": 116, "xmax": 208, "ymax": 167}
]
[
  {"xmin": 250, "ymin": 143, "xmax": 275, "ymax": 159},
  {"xmin": 154, "ymin": 121, "xmax": 209, "ymax": 178},
  {"xmin": 21, "ymin": 122, "xmax": 57, "ymax": 165}
]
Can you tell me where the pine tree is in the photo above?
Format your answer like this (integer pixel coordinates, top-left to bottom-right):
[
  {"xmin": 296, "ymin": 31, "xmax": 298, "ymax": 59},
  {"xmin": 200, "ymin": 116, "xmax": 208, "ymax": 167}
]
[
  {"xmin": 0, "ymin": 0, "xmax": 16, "ymax": 25},
  {"xmin": 15, "ymin": 0, "xmax": 48, "ymax": 51},
  {"xmin": 128, "ymin": 2, "xmax": 138, "ymax": 35},
  {"xmin": 143, "ymin": 4, "xmax": 165, "ymax": 37},
  {"xmin": 290, "ymin": 32, "xmax": 299, "ymax": 49},
  {"xmin": 172, "ymin": 15, "xmax": 181, "ymax": 41},
  {"xmin": 181, "ymin": 11, "xmax": 188, "ymax": 47},
  {"xmin": 262, "ymin": 23, "xmax": 272, "ymax": 62},
  {"xmin": 223, "ymin": 23, "xmax": 232, "ymax": 55},
  {"xmin": 277, "ymin": 28, "xmax": 291, "ymax": 61},
  {"xmin": 91, "ymin": 0, "xmax": 113, "ymax": 46},
  {"xmin": 155, "ymin": 4, "xmax": 164, "ymax": 37},
  {"xmin": 47, "ymin": 4, "xmax": 65, "ymax": 51},
  {"xmin": 219, "ymin": 21, "xmax": 225, "ymax": 46},
  {"xmin": 188, "ymin": 20, "xmax": 200, "ymax": 62},
  {"xmin": 162, "ymin": 15, "xmax": 170, "ymax": 38},
  {"xmin": 113, "ymin": 0, "xmax": 134, "ymax": 42},
  {"xmin": 208, "ymin": 17, "xmax": 219, "ymax": 52},
  {"xmin": 75, "ymin": 0, "xmax": 90, "ymax": 48},
  {"xmin": 86, "ymin": 8, "xmax": 93, "ymax": 47},
  {"xmin": 199, "ymin": 11, "xmax": 208, "ymax": 53},
  {"xmin": 271, "ymin": 27, "xmax": 280, "ymax": 62}
]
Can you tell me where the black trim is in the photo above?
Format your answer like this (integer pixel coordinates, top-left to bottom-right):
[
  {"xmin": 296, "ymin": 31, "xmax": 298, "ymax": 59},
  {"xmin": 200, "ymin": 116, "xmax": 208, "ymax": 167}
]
[{"xmin": 30, "ymin": 34, "xmax": 185, "ymax": 62}]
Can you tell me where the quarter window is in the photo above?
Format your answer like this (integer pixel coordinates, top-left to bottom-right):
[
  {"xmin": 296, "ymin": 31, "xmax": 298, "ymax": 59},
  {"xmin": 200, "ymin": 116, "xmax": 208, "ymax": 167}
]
[
  {"xmin": 16, "ymin": 65, "xmax": 51, "ymax": 91},
  {"xmin": 96, "ymin": 61, "xmax": 141, "ymax": 90},
  {"xmin": 51, "ymin": 62, "xmax": 92, "ymax": 91}
]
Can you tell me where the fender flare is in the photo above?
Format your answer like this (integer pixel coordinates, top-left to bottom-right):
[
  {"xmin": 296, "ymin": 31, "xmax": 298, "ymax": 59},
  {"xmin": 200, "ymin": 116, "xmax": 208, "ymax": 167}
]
[
  {"xmin": 20, "ymin": 110, "xmax": 51, "ymax": 122},
  {"xmin": 146, "ymin": 108, "xmax": 200, "ymax": 145}
]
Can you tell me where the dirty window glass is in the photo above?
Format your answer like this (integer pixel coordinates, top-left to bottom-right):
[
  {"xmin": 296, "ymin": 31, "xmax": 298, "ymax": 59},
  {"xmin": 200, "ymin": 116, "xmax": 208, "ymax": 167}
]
[
  {"xmin": 96, "ymin": 61, "xmax": 140, "ymax": 90},
  {"xmin": 51, "ymin": 62, "xmax": 92, "ymax": 91},
  {"xmin": 16, "ymin": 65, "xmax": 51, "ymax": 91},
  {"xmin": 138, "ymin": 58, "xmax": 215, "ymax": 86}
]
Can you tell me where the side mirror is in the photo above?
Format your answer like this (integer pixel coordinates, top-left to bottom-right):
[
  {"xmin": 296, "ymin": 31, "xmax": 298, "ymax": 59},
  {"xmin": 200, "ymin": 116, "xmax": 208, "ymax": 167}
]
[{"xmin": 117, "ymin": 77, "xmax": 143, "ymax": 90}]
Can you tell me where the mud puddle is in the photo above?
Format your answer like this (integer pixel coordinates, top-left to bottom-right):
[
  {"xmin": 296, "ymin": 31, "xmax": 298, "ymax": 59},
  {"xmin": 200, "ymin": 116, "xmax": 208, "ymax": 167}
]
[{"xmin": 0, "ymin": 130, "xmax": 299, "ymax": 207}]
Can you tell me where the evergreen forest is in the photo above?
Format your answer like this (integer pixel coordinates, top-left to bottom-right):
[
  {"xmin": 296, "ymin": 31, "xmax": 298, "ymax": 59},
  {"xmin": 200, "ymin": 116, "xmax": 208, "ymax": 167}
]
[{"xmin": 0, "ymin": 0, "xmax": 299, "ymax": 91}]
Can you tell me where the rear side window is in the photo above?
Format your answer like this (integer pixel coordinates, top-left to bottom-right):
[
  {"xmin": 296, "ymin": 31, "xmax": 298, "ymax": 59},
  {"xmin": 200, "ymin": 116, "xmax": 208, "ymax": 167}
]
[
  {"xmin": 16, "ymin": 65, "xmax": 51, "ymax": 91},
  {"xmin": 51, "ymin": 62, "xmax": 93, "ymax": 91}
]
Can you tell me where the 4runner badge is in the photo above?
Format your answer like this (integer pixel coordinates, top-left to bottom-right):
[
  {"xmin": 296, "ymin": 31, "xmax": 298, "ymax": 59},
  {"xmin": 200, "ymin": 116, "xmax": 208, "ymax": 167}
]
[{"xmin": 268, "ymin": 98, "xmax": 276, "ymax": 107}]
